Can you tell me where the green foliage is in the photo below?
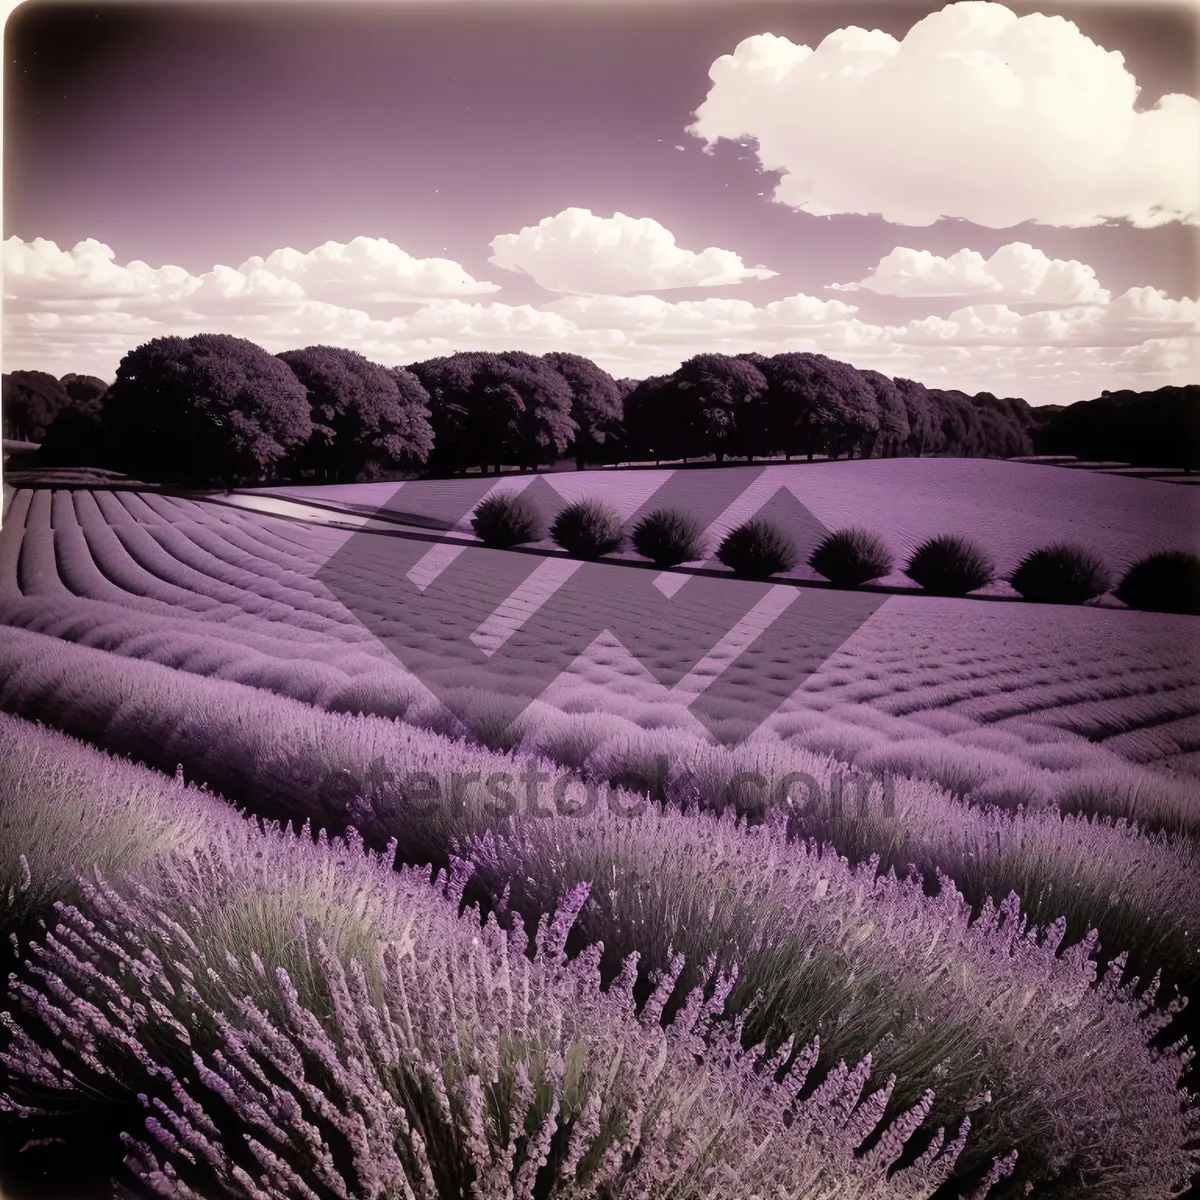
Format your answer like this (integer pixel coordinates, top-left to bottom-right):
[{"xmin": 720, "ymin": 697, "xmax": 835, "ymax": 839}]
[
  {"xmin": 808, "ymin": 527, "xmax": 894, "ymax": 588},
  {"xmin": 550, "ymin": 498, "xmax": 624, "ymax": 559},
  {"xmin": 631, "ymin": 508, "xmax": 707, "ymax": 567},
  {"xmin": 1115, "ymin": 550, "xmax": 1200, "ymax": 615},
  {"xmin": 471, "ymin": 491, "xmax": 546, "ymax": 548},
  {"xmin": 904, "ymin": 535, "xmax": 994, "ymax": 596},
  {"xmin": 1009, "ymin": 544, "xmax": 1111, "ymax": 605},
  {"xmin": 717, "ymin": 519, "xmax": 797, "ymax": 579}
]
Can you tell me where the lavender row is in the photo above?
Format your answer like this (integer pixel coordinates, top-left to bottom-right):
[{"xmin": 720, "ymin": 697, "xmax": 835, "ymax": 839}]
[
  {"xmin": 0, "ymin": 718, "xmax": 1005, "ymax": 1199},
  {"xmin": 1, "ymin": 638, "xmax": 1198, "ymax": 1192}
]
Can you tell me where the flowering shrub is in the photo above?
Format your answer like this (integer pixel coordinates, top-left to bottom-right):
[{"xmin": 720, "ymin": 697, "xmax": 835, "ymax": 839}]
[
  {"xmin": 1, "ymin": 820, "xmax": 989, "ymax": 1199},
  {"xmin": 549, "ymin": 497, "xmax": 624, "ymax": 558},
  {"xmin": 460, "ymin": 802, "xmax": 1200, "ymax": 1197},
  {"xmin": 631, "ymin": 507, "xmax": 707, "ymax": 567},
  {"xmin": 1115, "ymin": 550, "xmax": 1200, "ymax": 615},
  {"xmin": 1009, "ymin": 544, "xmax": 1112, "ymax": 605},
  {"xmin": 808, "ymin": 526, "xmax": 894, "ymax": 588},
  {"xmin": 470, "ymin": 490, "xmax": 546, "ymax": 548},
  {"xmin": 716, "ymin": 518, "xmax": 797, "ymax": 579},
  {"xmin": 905, "ymin": 535, "xmax": 995, "ymax": 596}
]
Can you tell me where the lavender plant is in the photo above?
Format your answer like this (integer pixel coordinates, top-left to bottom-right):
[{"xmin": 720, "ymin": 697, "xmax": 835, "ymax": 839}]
[
  {"xmin": 1009, "ymin": 544, "xmax": 1112, "ymax": 605},
  {"xmin": 809, "ymin": 526, "xmax": 894, "ymax": 588},
  {"xmin": 905, "ymin": 535, "xmax": 995, "ymax": 596},
  {"xmin": 715, "ymin": 518, "xmax": 797, "ymax": 579},
  {"xmin": 470, "ymin": 490, "xmax": 546, "ymax": 548},
  {"xmin": 458, "ymin": 802, "xmax": 1200, "ymax": 1198},
  {"xmin": 549, "ymin": 497, "xmax": 624, "ymax": 559},
  {"xmin": 631, "ymin": 508, "xmax": 707, "ymax": 568},
  {"xmin": 1, "ymin": 822, "xmax": 987, "ymax": 1199}
]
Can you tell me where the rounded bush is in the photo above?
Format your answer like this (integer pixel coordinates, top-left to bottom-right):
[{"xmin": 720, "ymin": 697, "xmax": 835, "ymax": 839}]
[
  {"xmin": 632, "ymin": 508, "xmax": 707, "ymax": 567},
  {"xmin": 904, "ymin": 535, "xmax": 994, "ymax": 596},
  {"xmin": 550, "ymin": 497, "xmax": 625, "ymax": 559},
  {"xmin": 1115, "ymin": 551, "xmax": 1200, "ymax": 615},
  {"xmin": 471, "ymin": 491, "xmax": 545, "ymax": 548},
  {"xmin": 716, "ymin": 519, "xmax": 797, "ymax": 580},
  {"xmin": 808, "ymin": 527, "xmax": 893, "ymax": 588},
  {"xmin": 1009, "ymin": 544, "xmax": 1111, "ymax": 605}
]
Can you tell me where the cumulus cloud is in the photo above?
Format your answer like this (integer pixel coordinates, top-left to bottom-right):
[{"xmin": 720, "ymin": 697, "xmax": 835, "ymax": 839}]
[
  {"xmin": 487, "ymin": 207, "xmax": 778, "ymax": 294},
  {"xmin": 687, "ymin": 2, "xmax": 1200, "ymax": 228},
  {"xmin": 4, "ymin": 235, "xmax": 1196, "ymax": 406},
  {"xmin": 897, "ymin": 287, "xmax": 1200, "ymax": 346},
  {"xmin": 2, "ymin": 235, "xmax": 498, "ymax": 318},
  {"xmin": 830, "ymin": 242, "xmax": 1110, "ymax": 303},
  {"xmin": 237, "ymin": 236, "xmax": 500, "ymax": 303}
]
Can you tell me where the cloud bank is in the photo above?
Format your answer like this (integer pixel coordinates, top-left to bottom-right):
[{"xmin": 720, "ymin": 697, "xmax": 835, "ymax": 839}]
[
  {"xmin": 4, "ymin": 236, "xmax": 1196, "ymax": 407},
  {"xmin": 687, "ymin": 2, "xmax": 1200, "ymax": 228},
  {"xmin": 488, "ymin": 207, "xmax": 778, "ymax": 294},
  {"xmin": 830, "ymin": 243, "xmax": 1111, "ymax": 304}
]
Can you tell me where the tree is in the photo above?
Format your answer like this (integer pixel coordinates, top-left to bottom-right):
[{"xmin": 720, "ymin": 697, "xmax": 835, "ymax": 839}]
[
  {"xmin": 671, "ymin": 353, "xmax": 768, "ymax": 463},
  {"xmin": 2, "ymin": 370, "xmax": 68, "ymax": 443},
  {"xmin": 968, "ymin": 392, "xmax": 1033, "ymax": 458},
  {"xmin": 757, "ymin": 353, "xmax": 876, "ymax": 460},
  {"xmin": 100, "ymin": 334, "xmax": 313, "ymax": 486},
  {"xmin": 1034, "ymin": 385, "xmax": 1200, "ymax": 471},
  {"xmin": 620, "ymin": 374, "xmax": 693, "ymax": 464},
  {"xmin": 894, "ymin": 377, "xmax": 937, "ymax": 456},
  {"xmin": 37, "ymin": 406, "xmax": 105, "ymax": 467},
  {"xmin": 542, "ymin": 352, "xmax": 624, "ymax": 469},
  {"xmin": 59, "ymin": 373, "xmax": 110, "ymax": 412},
  {"xmin": 858, "ymin": 370, "xmax": 910, "ymax": 457},
  {"xmin": 276, "ymin": 345, "xmax": 433, "ymax": 482},
  {"xmin": 408, "ymin": 351, "xmax": 575, "ymax": 474}
]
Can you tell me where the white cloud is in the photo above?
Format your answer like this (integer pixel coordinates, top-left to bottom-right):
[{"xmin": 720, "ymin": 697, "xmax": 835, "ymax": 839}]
[
  {"xmin": 2, "ymin": 235, "xmax": 498, "ymax": 319},
  {"xmin": 897, "ymin": 287, "xmax": 1200, "ymax": 346},
  {"xmin": 487, "ymin": 207, "xmax": 778, "ymax": 294},
  {"xmin": 687, "ymin": 3, "xmax": 1200, "ymax": 228},
  {"xmin": 237, "ymin": 236, "xmax": 500, "ymax": 303},
  {"xmin": 4, "ymin": 235, "xmax": 1195, "ymax": 406},
  {"xmin": 830, "ymin": 242, "xmax": 1110, "ymax": 303}
]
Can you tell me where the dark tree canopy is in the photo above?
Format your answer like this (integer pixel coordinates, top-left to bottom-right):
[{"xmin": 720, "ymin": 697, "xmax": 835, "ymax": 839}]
[
  {"xmin": 59, "ymin": 373, "xmax": 110, "ymax": 411},
  {"xmin": 542, "ymin": 352, "xmax": 624, "ymax": 468},
  {"xmin": 409, "ymin": 351, "xmax": 576, "ymax": 473},
  {"xmin": 673, "ymin": 353, "xmax": 769, "ymax": 463},
  {"xmin": 893, "ymin": 377, "xmax": 938, "ymax": 456},
  {"xmin": 2, "ymin": 370, "xmax": 69, "ymax": 443},
  {"xmin": 1034, "ymin": 385, "xmax": 1200, "ymax": 470},
  {"xmin": 100, "ymin": 334, "xmax": 313, "ymax": 485},
  {"xmin": 859, "ymin": 370, "xmax": 911, "ymax": 457},
  {"xmin": 756, "ymin": 353, "xmax": 877, "ymax": 460},
  {"xmin": 276, "ymin": 345, "xmax": 433, "ymax": 481},
  {"xmin": 37, "ymin": 406, "xmax": 105, "ymax": 467},
  {"xmin": 620, "ymin": 374, "xmax": 699, "ymax": 463}
]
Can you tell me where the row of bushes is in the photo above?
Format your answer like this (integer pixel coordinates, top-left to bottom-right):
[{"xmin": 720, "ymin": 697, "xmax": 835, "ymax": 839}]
[{"xmin": 471, "ymin": 492, "xmax": 1200, "ymax": 611}]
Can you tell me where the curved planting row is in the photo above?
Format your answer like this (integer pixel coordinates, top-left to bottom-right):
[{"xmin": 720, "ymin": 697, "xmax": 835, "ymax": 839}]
[
  {"xmin": 471, "ymin": 491, "xmax": 1200, "ymax": 610},
  {"xmin": 1, "ymin": 716, "xmax": 1004, "ymax": 1200},
  {"xmin": 3, "ymin": 488, "xmax": 1196, "ymax": 812},
  {"xmin": 0, "ymin": 631, "xmax": 1197, "ymax": 1196}
]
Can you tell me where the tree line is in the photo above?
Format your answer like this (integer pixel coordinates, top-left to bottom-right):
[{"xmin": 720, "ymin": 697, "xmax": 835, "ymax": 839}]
[{"xmin": 4, "ymin": 331, "xmax": 1182, "ymax": 486}]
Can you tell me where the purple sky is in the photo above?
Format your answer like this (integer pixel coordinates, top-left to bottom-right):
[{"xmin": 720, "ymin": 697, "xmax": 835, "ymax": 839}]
[{"xmin": 4, "ymin": 0, "xmax": 1199, "ymax": 402}]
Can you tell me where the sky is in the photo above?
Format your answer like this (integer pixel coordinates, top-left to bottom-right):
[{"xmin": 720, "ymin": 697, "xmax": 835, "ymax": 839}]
[{"xmin": 3, "ymin": 0, "xmax": 1199, "ymax": 405}]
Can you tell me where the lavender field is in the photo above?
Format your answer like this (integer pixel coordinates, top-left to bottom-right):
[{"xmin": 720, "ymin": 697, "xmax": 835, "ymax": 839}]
[{"xmin": 0, "ymin": 458, "xmax": 1198, "ymax": 1199}]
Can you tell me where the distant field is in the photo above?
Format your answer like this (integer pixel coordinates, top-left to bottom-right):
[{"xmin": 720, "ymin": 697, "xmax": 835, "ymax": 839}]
[
  {"xmin": 247, "ymin": 457, "xmax": 1200, "ymax": 590},
  {"xmin": 1, "ymin": 461, "xmax": 1196, "ymax": 813}
]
